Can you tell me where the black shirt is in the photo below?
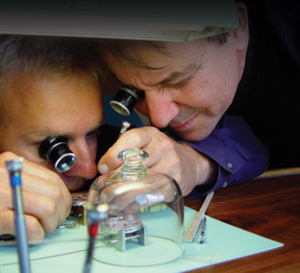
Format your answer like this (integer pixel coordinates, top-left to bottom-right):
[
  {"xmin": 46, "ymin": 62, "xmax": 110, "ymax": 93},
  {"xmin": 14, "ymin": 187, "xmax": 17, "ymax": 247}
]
[{"xmin": 228, "ymin": 0, "xmax": 300, "ymax": 168}]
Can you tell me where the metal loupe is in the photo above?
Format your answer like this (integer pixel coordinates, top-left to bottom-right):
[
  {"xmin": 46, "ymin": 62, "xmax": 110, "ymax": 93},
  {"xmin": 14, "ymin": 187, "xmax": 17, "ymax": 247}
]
[
  {"xmin": 39, "ymin": 136, "xmax": 76, "ymax": 173},
  {"xmin": 110, "ymin": 85, "xmax": 145, "ymax": 116}
]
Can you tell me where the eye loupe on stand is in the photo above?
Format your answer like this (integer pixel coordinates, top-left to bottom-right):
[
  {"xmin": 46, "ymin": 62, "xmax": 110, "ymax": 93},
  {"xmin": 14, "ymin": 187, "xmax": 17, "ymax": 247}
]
[
  {"xmin": 110, "ymin": 85, "xmax": 145, "ymax": 116},
  {"xmin": 86, "ymin": 149, "xmax": 184, "ymax": 267},
  {"xmin": 39, "ymin": 136, "xmax": 76, "ymax": 173}
]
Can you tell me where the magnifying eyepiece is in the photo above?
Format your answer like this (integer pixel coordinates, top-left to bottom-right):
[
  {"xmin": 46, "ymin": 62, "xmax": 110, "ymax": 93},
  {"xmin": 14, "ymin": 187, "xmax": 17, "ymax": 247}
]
[
  {"xmin": 39, "ymin": 136, "xmax": 76, "ymax": 173},
  {"xmin": 110, "ymin": 85, "xmax": 145, "ymax": 116}
]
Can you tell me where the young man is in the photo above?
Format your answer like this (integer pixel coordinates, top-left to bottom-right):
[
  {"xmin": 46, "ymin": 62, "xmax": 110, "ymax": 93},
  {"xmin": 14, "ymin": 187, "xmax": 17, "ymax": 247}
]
[
  {"xmin": 97, "ymin": 0, "xmax": 299, "ymax": 197},
  {"xmin": 0, "ymin": 35, "xmax": 109, "ymax": 242}
]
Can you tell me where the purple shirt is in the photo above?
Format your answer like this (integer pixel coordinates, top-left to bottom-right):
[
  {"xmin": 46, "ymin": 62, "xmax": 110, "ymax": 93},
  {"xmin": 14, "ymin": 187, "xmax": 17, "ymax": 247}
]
[{"xmin": 182, "ymin": 115, "xmax": 269, "ymax": 198}]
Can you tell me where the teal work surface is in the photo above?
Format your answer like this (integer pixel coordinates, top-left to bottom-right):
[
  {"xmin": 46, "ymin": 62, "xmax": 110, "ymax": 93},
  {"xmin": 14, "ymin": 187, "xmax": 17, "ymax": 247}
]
[{"xmin": 0, "ymin": 206, "xmax": 283, "ymax": 273}]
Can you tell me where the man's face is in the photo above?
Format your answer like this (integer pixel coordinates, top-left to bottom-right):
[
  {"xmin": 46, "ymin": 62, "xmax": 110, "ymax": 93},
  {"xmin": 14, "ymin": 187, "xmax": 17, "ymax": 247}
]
[
  {"xmin": 0, "ymin": 71, "xmax": 104, "ymax": 191},
  {"xmin": 101, "ymin": 36, "xmax": 247, "ymax": 141}
]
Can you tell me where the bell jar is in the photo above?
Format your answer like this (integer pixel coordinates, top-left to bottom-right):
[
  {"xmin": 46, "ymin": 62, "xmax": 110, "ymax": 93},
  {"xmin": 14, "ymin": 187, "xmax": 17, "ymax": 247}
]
[{"xmin": 86, "ymin": 149, "xmax": 184, "ymax": 267}]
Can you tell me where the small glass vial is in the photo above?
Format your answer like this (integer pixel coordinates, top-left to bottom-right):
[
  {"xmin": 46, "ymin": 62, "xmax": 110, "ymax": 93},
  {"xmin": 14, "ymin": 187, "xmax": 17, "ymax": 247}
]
[{"xmin": 87, "ymin": 149, "xmax": 184, "ymax": 267}]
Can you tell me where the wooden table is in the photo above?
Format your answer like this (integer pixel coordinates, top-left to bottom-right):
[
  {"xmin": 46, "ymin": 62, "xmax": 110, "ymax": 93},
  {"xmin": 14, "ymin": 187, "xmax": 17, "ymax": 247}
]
[{"xmin": 184, "ymin": 173, "xmax": 300, "ymax": 273}]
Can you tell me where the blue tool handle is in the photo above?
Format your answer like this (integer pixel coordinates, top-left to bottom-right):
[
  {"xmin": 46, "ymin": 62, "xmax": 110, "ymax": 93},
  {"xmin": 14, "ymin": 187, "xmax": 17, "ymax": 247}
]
[
  {"xmin": 13, "ymin": 185, "xmax": 31, "ymax": 273},
  {"xmin": 10, "ymin": 172, "xmax": 22, "ymax": 188}
]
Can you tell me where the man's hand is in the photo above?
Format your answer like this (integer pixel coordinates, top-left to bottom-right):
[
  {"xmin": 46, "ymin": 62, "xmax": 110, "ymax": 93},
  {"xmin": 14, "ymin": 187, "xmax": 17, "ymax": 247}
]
[
  {"xmin": 92, "ymin": 170, "xmax": 177, "ymax": 215},
  {"xmin": 98, "ymin": 126, "xmax": 216, "ymax": 196},
  {"xmin": 0, "ymin": 152, "xmax": 72, "ymax": 243}
]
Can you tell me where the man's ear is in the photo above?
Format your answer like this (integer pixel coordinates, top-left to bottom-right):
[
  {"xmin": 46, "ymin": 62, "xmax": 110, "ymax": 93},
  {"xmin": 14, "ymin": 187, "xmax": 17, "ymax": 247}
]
[
  {"xmin": 233, "ymin": 2, "xmax": 249, "ymax": 51},
  {"xmin": 232, "ymin": 2, "xmax": 249, "ymax": 80}
]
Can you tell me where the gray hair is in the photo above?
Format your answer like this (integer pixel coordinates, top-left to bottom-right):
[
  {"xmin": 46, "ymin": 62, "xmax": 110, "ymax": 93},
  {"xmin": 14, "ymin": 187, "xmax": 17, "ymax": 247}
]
[{"xmin": 0, "ymin": 35, "xmax": 103, "ymax": 88}]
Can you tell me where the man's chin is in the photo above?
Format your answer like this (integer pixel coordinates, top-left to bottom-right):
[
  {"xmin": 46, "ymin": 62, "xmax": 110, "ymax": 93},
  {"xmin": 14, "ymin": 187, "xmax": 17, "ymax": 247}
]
[{"xmin": 175, "ymin": 129, "xmax": 212, "ymax": 142}]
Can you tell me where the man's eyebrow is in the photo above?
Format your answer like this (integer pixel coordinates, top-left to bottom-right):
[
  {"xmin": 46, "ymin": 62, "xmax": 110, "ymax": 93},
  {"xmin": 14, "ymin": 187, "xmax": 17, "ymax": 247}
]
[
  {"xmin": 151, "ymin": 63, "xmax": 202, "ymax": 87},
  {"xmin": 23, "ymin": 118, "xmax": 106, "ymax": 140},
  {"xmin": 22, "ymin": 130, "xmax": 68, "ymax": 143},
  {"xmin": 24, "ymin": 131, "xmax": 59, "ymax": 139}
]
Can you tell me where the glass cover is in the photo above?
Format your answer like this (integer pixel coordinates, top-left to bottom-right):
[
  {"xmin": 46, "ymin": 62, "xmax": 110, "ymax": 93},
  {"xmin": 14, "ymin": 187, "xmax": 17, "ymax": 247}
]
[{"xmin": 86, "ymin": 149, "xmax": 184, "ymax": 267}]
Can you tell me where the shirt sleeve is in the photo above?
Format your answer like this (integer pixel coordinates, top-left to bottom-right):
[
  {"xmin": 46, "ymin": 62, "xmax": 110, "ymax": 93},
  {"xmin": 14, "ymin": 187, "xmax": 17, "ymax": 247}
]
[{"xmin": 182, "ymin": 115, "xmax": 270, "ymax": 198}]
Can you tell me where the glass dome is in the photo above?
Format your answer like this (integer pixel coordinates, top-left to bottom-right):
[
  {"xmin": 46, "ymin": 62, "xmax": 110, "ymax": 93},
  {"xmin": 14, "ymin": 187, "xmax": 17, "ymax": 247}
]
[{"xmin": 86, "ymin": 149, "xmax": 184, "ymax": 267}]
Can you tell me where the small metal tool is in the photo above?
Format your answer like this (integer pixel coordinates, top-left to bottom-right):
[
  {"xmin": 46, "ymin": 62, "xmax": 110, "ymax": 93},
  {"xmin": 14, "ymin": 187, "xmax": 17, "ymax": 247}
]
[
  {"xmin": 84, "ymin": 203, "xmax": 109, "ymax": 273},
  {"xmin": 197, "ymin": 217, "xmax": 207, "ymax": 244},
  {"xmin": 185, "ymin": 191, "xmax": 214, "ymax": 243},
  {"xmin": 119, "ymin": 120, "xmax": 131, "ymax": 136},
  {"xmin": 6, "ymin": 158, "xmax": 31, "ymax": 273}
]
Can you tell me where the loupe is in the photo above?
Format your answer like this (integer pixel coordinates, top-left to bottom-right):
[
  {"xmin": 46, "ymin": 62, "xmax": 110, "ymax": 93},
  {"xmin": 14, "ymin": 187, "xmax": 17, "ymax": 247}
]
[
  {"xmin": 39, "ymin": 136, "xmax": 76, "ymax": 173},
  {"xmin": 110, "ymin": 85, "xmax": 145, "ymax": 116}
]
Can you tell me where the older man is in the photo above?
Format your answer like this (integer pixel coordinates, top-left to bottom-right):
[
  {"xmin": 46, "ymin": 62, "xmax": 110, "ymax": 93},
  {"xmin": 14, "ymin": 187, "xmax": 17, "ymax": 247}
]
[
  {"xmin": 98, "ymin": 0, "xmax": 299, "ymax": 197},
  {"xmin": 0, "ymin": 35, "xmax": 107, "ymax": 242}
]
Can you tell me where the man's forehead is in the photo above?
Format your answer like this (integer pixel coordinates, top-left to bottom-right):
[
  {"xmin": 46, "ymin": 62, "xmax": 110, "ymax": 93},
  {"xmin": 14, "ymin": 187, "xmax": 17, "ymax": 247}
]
[
  {"xmin": 0, "ymin": 77, "xmax": 103, "ymax": 139},
  {"xmin": 146, "ymin": 63, "xmax": 202, "ymax": 87},
  {"xmin": 22, "ymin": 118, "xmax": 105, "ymax": 141}
]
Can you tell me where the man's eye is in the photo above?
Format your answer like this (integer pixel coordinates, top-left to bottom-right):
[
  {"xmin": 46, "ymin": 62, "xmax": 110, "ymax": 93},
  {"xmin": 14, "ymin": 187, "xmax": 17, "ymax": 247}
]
[
  {"xmin": 164, "ymin": 77, "xmax": 192, "ymax": 89},
  {"xmin": 86, "ymin": 119, "xmax": 106, "ymax": 138},
  {"xmin": 86, "ymin": 130, "xmax": 97, "ymax": 138},
  {"xmin": 163, "ymin": 81, "xmax": 185, "ymax": 89},
  {"xmin": 86, "ymin": 127, "xmax": 103, "ymax": 138}
]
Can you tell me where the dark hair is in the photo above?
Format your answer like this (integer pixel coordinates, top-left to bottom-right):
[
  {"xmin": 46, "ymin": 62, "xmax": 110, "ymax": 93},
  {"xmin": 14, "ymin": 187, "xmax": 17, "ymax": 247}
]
[
  {"xmin": 0, "ymin": 35, "xmax": 103, "ymax": 87},
  {"xmin": 99, "ymin": 32, "xmax": 230, "ymax": 70}
]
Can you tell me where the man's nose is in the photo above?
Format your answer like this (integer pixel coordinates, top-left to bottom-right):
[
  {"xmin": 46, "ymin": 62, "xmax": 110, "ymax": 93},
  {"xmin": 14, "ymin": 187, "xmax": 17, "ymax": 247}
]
[
  {"xmin": 146, "ymin": 91, "xmax": 180, "ymax": 128},
  {"xmin": 65, "ymin": 141, "xmax": 97, "ymax": 179}
]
